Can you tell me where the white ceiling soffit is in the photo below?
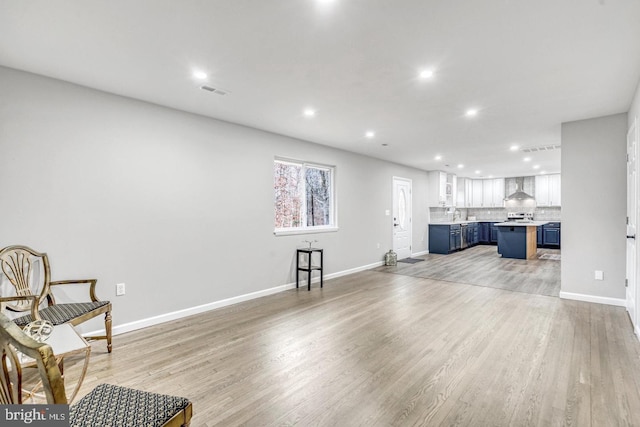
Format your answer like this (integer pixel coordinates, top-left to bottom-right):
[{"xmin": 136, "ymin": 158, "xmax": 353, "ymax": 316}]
[{"xmin": 1, "ymin": 0, "xmax": 639, "ymax": 178}]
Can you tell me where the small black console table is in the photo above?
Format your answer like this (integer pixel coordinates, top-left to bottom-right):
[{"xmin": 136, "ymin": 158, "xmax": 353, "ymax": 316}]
[{"xmin": 296, "ymin": 248, "xmax": 323, "ymax": 291}]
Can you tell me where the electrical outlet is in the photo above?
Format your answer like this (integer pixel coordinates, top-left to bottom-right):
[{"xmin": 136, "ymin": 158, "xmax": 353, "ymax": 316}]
[
  {"xmin": 594, "ymin": 271, "xmax": 604, "ymax": 281},
  {"xmin": 116, "ymin": 283, "xmax": 126, "ymax": 296},
  {"xmin": 376, "ymin": 243, "xmax": 380, "ymax": 249}
]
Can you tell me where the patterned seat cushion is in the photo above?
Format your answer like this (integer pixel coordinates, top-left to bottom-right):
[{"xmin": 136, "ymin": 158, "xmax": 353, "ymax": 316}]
[
  {"xmin": 70, "ymin": 383, "xmax": 191, "ymax": 427},
  {"xmin": 12, "ymin": 301, "xmax": 110, "ymax": 326}
]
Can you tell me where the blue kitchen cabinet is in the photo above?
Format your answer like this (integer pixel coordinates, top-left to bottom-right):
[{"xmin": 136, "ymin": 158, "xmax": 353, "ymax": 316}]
[
  {"xmin": 429, "ymin": 224, "xmax": 461, "ymax": 254},
  {"xmin": 450, "ymin": 225, "xmax": 461, "ymax": 251},
  {"xmin": 469, "ymin": 223, "xmax": 479, "ymax": 246},
  {"xmin": 479, "ymin": 222, "xmax": 490, "ymax": 243},
  {"xmin": 537, "ymin": 226, "xmax": 543, "ymax": 247},
  {"xmin": 496, "ymin": 226, "xmax": 528, "ymax": 259},
  {"xmin": 489, "ymin": 222, "xmax": 499, "ymax": 244},
  {"xmin": 542, "ymin": 222, "xmax": 561, "ymax": 248}
]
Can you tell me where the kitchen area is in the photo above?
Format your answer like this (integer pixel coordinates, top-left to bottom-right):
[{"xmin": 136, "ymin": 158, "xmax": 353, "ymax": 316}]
[{"xmin": 427, "ymin": 172, "xmax": 561, "ymax": 260}]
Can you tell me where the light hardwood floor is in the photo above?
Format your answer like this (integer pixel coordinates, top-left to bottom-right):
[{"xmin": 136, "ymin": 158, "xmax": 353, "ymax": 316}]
[
  {"xmin": 56, "ymin": 266, "xmax": 640, "ymax": 426},
  {"xmin": 376, "ymin": 245, "xmax": 561, "ymax": 297}
]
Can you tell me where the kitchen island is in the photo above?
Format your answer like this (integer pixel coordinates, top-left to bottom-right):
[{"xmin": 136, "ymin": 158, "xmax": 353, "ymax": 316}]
[{"xmin": 494, "ymin": 221, "xmax": 549, "ymax": 259}]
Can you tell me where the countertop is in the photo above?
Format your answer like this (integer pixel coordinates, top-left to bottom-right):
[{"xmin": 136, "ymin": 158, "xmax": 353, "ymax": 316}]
[
  {"xmin": 430, "ymin": 220, "xmax": 482, "ymax": 225},
  {"xmin": 430, "ymin": 220, "xmax": 559, "ymax": 226},
  {"xmin": 493, "ymin": 221, "xmax": 549, "ymax": 227}
]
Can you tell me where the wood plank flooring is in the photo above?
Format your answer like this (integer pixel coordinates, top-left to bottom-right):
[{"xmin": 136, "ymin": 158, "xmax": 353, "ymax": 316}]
[
  {"xmin": 375, "ymin": 245, "xmax": 561, "ymax": 297},
  {"xmin": 56, "ymin": 268, "xmax": 640, "ymax": 426}
]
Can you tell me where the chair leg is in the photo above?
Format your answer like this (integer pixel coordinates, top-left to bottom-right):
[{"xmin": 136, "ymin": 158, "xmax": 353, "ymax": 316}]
[{"xmin": 105, "ymin": 311, "xmax": 112, "ymax": 353}]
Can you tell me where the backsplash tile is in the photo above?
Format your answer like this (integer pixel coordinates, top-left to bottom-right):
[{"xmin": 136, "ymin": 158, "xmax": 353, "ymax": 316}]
[
  {"xmin": 533, "ymin": 206, "xmax": 561, "ymax": 221},
  {"xmin": 467, "ymin": 208, "xmax": 508, "ymax": 221},
  {"xmin": 429, "ymin": 206, "xmax": 561, "ymax": 223}
]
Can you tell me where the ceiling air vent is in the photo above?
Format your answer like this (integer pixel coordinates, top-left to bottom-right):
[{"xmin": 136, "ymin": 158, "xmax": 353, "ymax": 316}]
[
  {"xmin": 521, "ymin": 144, "xmax": 561, "ymax": 153},
  {"xmin": 200, "ymin": 85, "xmax": 228, "ymax": 96}
]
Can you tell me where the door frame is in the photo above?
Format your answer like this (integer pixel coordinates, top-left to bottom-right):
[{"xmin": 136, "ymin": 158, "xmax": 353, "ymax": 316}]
[
  {"xmin": 392, "ymin": 176, "xmax": 413, "ymax": 259},
  {"xmin": 627, "ymin": 116, "xmax": 639, "ymax": 339}
]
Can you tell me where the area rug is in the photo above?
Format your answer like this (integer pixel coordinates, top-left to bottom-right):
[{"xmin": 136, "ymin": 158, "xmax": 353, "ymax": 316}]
[{"xmin": 397, "ymin": 258, "xmax": 425, "ymax": 264}]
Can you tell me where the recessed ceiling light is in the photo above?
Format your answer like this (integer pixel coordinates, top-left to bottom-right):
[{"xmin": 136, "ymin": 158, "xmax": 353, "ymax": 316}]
[
  {"xmin": 510, "ymin": 145, "xmax": 519, "ymax": 151},
  {"xmin": 533, "ymin": 164, "xmax": 540, "ymax": 169},
  {"xmin": 465, "ymin": 109, "xmax": 478, "ymax": 117},
  {"xmin": 435, "ymin": 155, "xmax": 442, "ymax": 161},
  {"xmin": 475, "ymin": 170, "xmax": 481, "ymax": 174},
  {"xmin": 303, "ymin": 109, "xmax": 316, "ymax": 117},
  {"xmin": 523, "ymin": 157, "xmax": 531, "ymax": 162},
  {"xmin": 540, "ymin": 171, "xmax": 547, "ymax": 175},
  {"xmin": 193, "ymin": 70, "xmax": 208, "ymax": 80},
  {"xmin": 488, "ymin": 175, "xmax": 494, "ymax": 178},
  {"xmin": 365, "ymin": 131, "xmax": 375, "ymax": 138},
  {"xmin": 419, "ymin": 69, "xmax": 434, "ymax": 79},
  {"xmin": 457, "ymin": 164, "xmax": 464, "ymax": 169}
]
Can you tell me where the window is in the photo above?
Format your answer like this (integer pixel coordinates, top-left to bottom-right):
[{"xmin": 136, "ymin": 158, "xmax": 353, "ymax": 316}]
[{"xmin": 274, "ymin": 158, "xmax": 336, "ymax": 234}]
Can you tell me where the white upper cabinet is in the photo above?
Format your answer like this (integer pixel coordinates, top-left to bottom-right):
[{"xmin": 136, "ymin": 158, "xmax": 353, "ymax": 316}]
[
  {"xmin": 535, "ymin": 175, "xmax": 549, "ymax": 205},
  {"xmin": 455, "ymin": 178, "xmax": 505, "ymax": 207},
  {"xmin": 428, "ymin": 171, "xmax": 457, "ymax": 207},
  {"xmin": 456, "ymin": 177, "xmax": 467, "ymax": 207},
  {"xmin": 549, "ymin": 174, "xmax": 561, "ymax": 206},
  {"xmin": 465, "ymin": 179, "xmax": 474, "ymax": 207},
  {"xmin": 492, "ymin": 178, "xmax": 505, "ymax": 207},
  {"xmin": 456, "ymin": 177, "xmax": 476, "ymax": 207},
  {"xmin": 535, "ymin": 174, "xmax": 561, "ymax": 206},
  {"xmin": 482, "ymin": 179, "xmax": 493, "ymax": 207},
  {"xmin": 480, "ymin": 178, "xmax": 505, "ymax": 207},
  {"xmin": 451, "ymin": 175, "xmax": 558, "ymax": 208},
  {"xmin": 448, "ymin": 174, "xmax": 457, "ymax": 207},
  {"xmin": 471, "ymin": 179, "xmax": 484, "ymax": 207}
]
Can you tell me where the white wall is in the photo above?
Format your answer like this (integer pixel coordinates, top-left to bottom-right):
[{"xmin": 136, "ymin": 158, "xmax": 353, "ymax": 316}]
[
  {"xmin": 630, "ymin": 79, "xmax": 640, "ymax": 130},
  {"xmin": 0, "ymin": 66, "xmax": 430, "ymax": 332},
  {"xmin": 561, "ymin": 113, "xmax": 628, "ymax": 303}
]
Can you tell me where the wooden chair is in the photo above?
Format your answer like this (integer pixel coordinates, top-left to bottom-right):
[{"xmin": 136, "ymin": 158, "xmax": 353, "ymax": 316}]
[
  {"xmin": 0, "ymin": 313, "xmax": 193, "ymax": 426},
  {"xmin": 0, "ymin": 245, "xmax": 112, "ymax": 352}
]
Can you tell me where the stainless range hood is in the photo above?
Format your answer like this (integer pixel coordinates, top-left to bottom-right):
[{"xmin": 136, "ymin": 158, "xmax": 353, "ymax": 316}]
[{"xmin": 504, "ymin": 177, "xmax": 536, "ymax": 209}]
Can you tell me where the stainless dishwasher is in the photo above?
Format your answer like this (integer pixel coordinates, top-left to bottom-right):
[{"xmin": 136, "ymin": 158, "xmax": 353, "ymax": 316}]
[{"xmin": 460, "ymin": 223, "xmax": 468, "ymax": 249}]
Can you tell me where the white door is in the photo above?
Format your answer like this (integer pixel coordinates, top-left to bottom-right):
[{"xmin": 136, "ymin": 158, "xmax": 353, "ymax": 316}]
[
  {"xmin": 626, "ymin": 118, "xmax": 638, "ymax": 335},
  {"xmin": 393, "ymin": 177, "xmax": 412, "ymax": 260}
]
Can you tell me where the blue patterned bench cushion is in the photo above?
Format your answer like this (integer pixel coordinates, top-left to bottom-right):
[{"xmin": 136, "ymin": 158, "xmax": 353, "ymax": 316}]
[
  {"xmin": 12, "ymin": 301, "xmax": 110, "ymax": 326},
  {"xmin": 70, "ymin": 383, "xmax": 191, "ymax": 427}
]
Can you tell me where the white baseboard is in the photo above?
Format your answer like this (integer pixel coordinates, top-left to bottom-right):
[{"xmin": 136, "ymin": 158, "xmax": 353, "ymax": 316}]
[
  {"xmin": 85, "ymin": 260, "xmax": 385, "ymax": 338},
  {"xmin": 412, "ymin": 250, "xmax": 428, "ymax": 257},
  {"xmin": 325, "ymin": 260, "xmax": 384, "ymax": 280},
  {"xmin": 559, "ymin": 291, "xmax": 626, "ymax": 307}
]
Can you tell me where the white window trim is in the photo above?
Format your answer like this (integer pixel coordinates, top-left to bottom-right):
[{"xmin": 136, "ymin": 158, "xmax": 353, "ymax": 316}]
[
  {"xmin": 274, "ymin": 157, "xmax": 338, "ymax": 236},
  {"xmin": 273, "ymin": 225, "xmax": 339, "ymax": 236}
]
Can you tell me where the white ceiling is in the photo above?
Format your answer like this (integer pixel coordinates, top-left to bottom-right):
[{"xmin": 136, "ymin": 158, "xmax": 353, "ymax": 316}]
[{"xmin": 1, "ymin": 0, "xmax": 639, "ymax": 178}]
